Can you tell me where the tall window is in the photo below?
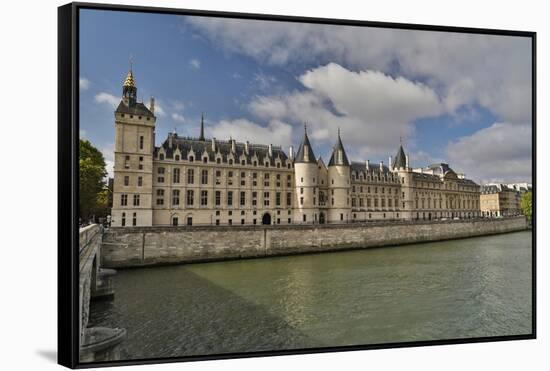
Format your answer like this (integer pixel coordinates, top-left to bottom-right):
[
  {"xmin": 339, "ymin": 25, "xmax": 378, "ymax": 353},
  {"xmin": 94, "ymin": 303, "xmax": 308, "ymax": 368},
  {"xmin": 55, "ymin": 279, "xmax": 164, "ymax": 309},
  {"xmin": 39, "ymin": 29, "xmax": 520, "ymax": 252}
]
[
  {"xmin": 173, "ymin": 168, "xmax": 180, "ymax": 183},
  {"xmin": 124, "ymin": 155, "xmax": 130, "ymax": 169},
  {"xmin": 133, "ymin": 194, "xmax": 140, "ymax": 206},
  {"xmin": 121, "ymin": 212, "xmax": 126, "ymax": 226},
  {"xmin": 120, "ymin": 194, "xmax": 128, "ymax": 206},
  {"xmin": 139, "ymin": 136, "xmax": 144, "ymax": 150},
  {"xmin": 276, "ymin": 192, "xmax": 281, "ymax": 206},
  {"xmin": 138, "ymin": 176, "xmax": 143, "ymax": 187},
  {"xmin": 264, "ymin": 173, "xmax": 270, "ymax": 187},
  {"xmin": 215, "ymin": 191, "xmax": 221, "ymax": 206},
  {"xmin": 124, "ymin": 176, "xmax": 129, "ymax": 186},
  {"xmin": 201, "ymin": 169, "xmax": 208, "ymax": 184},
  {"xmin": 264, "ymin": 192, "xmax": 270, "ymax": 206},
  {"xmin": 156, "ymin": 189, "xmax": 164, "ymax": 205},
  {"xmin": 172, "ymin": 190, "xmax": 180, "ymax": 206},
  {"xmin": 187, "ymin": 169, "xmax": 194, "ymax": 184},
  {"xmin": 286, "ymin": 192, "xmax": 292, "ymax": 207},
  {"xmin": 132, "ymin": 212, "xmax": 137, "ymax": 226},
  {"xmin": 157, "ymin": 167, "xmax": 165, "ymax": 183},
  {"xmin": 139, "ymin": 156, "xmax": 143, "ymax": 170},
  {"xmin": 227, "ymin": 191, "xmax": 233, "ymax": 206},
  {"xmin": 252, "ymin": 192, "xmax": 257, "ymax": 206},
  {"xmin": 240, "ymin": 191, "xmax": 246, "ymax": 206},
  {"xmin": 201, "ymin": 190, "xmax": 208, "ymax": 206},
  {"xmin": 186, "ymin": 190, "xmax": 194, "ymax": 206}
]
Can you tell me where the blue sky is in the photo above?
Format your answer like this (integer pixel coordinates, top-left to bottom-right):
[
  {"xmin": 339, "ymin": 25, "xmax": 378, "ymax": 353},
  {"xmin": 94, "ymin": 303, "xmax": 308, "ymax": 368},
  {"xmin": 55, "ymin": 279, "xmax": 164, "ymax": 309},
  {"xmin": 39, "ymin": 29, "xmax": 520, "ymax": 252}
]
[{"xmin": 79, "ymin": 9, "xmax": 532, "ymax": 183}]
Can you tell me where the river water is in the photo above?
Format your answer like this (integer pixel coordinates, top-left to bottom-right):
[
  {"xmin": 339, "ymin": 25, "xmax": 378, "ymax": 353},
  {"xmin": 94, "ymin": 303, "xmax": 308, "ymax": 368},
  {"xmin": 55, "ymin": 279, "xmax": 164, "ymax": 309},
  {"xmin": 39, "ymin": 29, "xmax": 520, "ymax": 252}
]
[{"xmin": 89, "ymin": 231, "xmax": 532, "ymax": 361}]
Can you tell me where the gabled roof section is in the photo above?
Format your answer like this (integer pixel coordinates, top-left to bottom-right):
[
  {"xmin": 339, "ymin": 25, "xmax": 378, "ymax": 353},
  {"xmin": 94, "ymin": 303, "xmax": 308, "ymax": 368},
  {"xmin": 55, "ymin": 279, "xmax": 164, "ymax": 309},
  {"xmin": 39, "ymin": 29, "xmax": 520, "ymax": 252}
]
[
  {"xmin": 393, "ymin": 145, "xmax": 407, "ymax": 169},
  {"xmin": 155, "ymin": 135, "xmax": 289, "ymax": 165},
  {"xmin": 328, "ymin": 129, "xmax": 350, "ymax": 167},
  {"xmin": 294, "ymin": 126, "xmax": 316, "ymax": 164}
]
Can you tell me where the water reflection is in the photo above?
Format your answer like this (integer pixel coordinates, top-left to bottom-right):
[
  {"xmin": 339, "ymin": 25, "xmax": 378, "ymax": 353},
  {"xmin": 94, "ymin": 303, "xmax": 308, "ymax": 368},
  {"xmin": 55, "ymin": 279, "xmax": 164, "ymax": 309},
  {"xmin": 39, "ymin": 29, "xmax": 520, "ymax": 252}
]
[{"xmin": 89, "ymin": 231, "xmax": 532, "ymax": 361}]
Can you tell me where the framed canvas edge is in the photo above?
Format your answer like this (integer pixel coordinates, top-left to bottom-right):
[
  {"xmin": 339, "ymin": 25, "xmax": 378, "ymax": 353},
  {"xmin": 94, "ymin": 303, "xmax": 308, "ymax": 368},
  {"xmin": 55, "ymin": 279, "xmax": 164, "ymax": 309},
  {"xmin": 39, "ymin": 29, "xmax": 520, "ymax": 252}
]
[{"xmin": 57, "ymin": 2, "xmax": 537, "ymax": 369}]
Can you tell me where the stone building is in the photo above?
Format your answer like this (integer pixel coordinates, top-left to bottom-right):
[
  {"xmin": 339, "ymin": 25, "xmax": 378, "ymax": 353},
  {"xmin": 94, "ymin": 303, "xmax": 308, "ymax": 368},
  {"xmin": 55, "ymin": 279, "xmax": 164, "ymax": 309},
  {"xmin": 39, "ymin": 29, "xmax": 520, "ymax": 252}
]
[
  {"xmin": 480, "ymin": 184, "xmax": 522, "ymax": 217},
  {"xmin": 111, "ymin": 68, "xmax": 481, "ymax": 227}
]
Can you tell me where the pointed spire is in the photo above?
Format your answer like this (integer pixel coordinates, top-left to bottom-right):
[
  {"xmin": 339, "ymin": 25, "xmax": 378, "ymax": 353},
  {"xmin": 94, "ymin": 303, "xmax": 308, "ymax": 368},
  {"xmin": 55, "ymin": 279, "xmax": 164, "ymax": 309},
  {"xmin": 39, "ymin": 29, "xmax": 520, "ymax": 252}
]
[
  {"xmin": 294, "ymin": 123, "xmax": 316, "ymax": 163},
  {"xmin": 199, "ymin": 112, "xmax": 205, "ymax": 141},
  {"xmin": 122, "ymin": 57, "xmax": 137, "ymax": 105},
  {"xmin": 393, "ymin": 143, "xmax": 407, "ymax": 170},
  {"xmin": 328, "ymin": 128, "xmax": 350, "ymax": 166}
]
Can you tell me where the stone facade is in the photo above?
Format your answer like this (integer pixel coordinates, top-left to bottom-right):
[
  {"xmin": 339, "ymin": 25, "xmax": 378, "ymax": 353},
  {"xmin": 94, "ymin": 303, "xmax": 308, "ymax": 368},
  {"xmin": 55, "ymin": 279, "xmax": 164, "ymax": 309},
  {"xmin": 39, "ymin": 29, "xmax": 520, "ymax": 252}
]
[
  {"xmin": 480, "ymin": 184, "xmax": 522, "ymax": 217},
  {"xmin": 111, "ymin": 68, "xmax": 481, "ymax": 227},
  {"xmin": 101, "ymin": 217, "xmax": 528, "ymax": 267}
]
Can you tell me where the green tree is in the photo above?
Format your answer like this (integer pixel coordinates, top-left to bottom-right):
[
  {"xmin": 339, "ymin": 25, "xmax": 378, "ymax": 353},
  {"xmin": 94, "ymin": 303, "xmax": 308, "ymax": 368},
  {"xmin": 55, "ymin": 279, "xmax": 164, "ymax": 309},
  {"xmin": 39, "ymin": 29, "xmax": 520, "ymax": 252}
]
[
  {"xmin": 80, "ymin": 139, "xmax": 108, "ymax": 221},
  {"xmin": 520, "ymin": 191, "xmax": 532, "ymax": 220}
]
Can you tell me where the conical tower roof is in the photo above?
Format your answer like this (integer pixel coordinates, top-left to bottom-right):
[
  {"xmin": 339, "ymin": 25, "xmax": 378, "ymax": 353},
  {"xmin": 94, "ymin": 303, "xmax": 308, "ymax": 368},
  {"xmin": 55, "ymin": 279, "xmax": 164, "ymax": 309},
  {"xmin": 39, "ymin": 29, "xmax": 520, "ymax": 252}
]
[
  {"xmin": 393, "ymin": 144, "xmax": 407, "ymax": 169},
  {"xmin": 294, "ymin": 125, "xmax": 316, "ymax": 163},
  {"xmin": 328, "ymin": 128, "xmax": 350, "ymax": 166}
]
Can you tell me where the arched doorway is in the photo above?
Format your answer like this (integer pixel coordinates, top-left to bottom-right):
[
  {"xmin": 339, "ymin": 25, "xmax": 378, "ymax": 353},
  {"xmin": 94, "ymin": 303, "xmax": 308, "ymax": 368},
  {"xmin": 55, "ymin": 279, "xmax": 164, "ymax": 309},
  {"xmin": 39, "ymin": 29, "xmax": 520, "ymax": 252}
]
[
  {"xmin": 319, "ymin": 212, "xmax": 325, "ymax": 224},
  {"xmin": 262, "ymin": 213, "xmax": 271, "ymax": 225}
]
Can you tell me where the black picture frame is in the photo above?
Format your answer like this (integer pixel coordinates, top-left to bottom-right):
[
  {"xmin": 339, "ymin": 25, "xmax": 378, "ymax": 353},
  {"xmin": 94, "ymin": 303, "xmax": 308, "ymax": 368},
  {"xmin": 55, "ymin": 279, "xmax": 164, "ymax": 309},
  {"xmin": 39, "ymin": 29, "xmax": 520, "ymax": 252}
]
[{"xmin": 58, "ymin": 2, "xmax": 537, "ymax": 368}]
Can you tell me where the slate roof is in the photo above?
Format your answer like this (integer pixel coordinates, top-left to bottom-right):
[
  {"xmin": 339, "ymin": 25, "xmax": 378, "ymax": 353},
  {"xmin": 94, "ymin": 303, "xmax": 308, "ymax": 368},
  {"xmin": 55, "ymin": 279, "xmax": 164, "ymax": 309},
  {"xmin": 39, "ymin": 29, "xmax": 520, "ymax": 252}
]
[
  {"xmin": 328, "ymin": 132, "xmax": 350, "ymax": 167},
  {"xmin": 294, "ymin": 129, "xmax": 316, "ymax": 164},
  {"xmin": 350, "ymin": 161, "xmax": 391, "ymax": 175},
  {"xmin": 155, "ymin": 134, "xmax": 289, "ymax": 165},
  {"xmin": 115, "ymin": 101, "xmax": 155, "ymax": 117},
  {"xmin": 393, "ymin": 145, "xmax": 407, "ymax": 169}
]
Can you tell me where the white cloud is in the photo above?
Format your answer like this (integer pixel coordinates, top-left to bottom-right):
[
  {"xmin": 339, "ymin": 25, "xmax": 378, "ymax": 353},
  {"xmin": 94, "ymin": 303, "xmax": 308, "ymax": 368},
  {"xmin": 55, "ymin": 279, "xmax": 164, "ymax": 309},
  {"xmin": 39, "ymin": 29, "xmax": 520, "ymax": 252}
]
[
  {"xmin": 79, "ymin": 77, "xmax": 90, "ymax": 90},
  {"xmin": 446, "ymin": 122, "xmax": 532, "ymax": 183},
  {"xmin": 94, "ymin": 92, "xmax": 119, "ymax": 108},
  {"xmin": 171, "ymin": 113, "xmax": 186, "ymax": 123},
  {"xmin": 100, "ymin": 143, "xmax": 115, "ymax": 179},
  {"xmin": 253, "ymin": 72, "xmax": 277, "ymax": 90},
  {"xmin": 189, "ymin": 58, "xmax": 201, "ymax": 69},
  {"xmin": 208, "ymin": 118, "xmax": 293, "ymax": 148},
  {"xmin": 248, "ymin": 63, "xmax": 442, "ymax": 159},
  {"xmin": 154, "ymin": 100, "xmax": 167, "ymax": 116},
  {"xmin": 186, "ymin": 18, "xmax": 532, "ymax": 124}
]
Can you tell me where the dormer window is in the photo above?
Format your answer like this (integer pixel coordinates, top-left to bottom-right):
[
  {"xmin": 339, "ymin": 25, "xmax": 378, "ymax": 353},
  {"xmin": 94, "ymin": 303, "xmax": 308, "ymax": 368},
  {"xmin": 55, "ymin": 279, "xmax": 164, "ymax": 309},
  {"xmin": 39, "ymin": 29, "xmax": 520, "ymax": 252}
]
[
  {"xmin": 175, "ymin": 155, "xmax": 180, "ymax": 161},
  {"xmin": 229, "ymin": 159, "xmax": 233, "ymax": 165},
  {"xmin": 216, "ymin": 158, "xmax": 221, "ymax": 164},
  {"xmin": 241, "ymin": 160, "xmax": 246, "ymax": 166},
  {"xmin": 203, "ymin": 157, "xmax": 208, "ymax": 163},
  {"xmin": 159, "ymin": 154, "xmax": 164, "ymax": 160},
  {"xmin": 189, "ymin": 156, "xmax": 194, "ymax": 162}
]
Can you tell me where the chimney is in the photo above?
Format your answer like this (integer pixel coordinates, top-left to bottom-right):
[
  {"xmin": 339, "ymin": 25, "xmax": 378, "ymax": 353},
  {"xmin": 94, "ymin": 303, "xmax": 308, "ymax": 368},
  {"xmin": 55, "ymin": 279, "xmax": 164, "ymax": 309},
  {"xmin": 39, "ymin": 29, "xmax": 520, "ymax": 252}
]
[
  {"xmin": 231, "ymin": 138, "xmax": 236, "ymax": 153},
  {"xmin": 289, "ymin": 145, "xmax": 294, "ymax": 160},
  {"xmin": 389, "ymin": 156, "xmax": 393, "ymax": 169},
  {"xmin": 366, "ymin": 160, "xmax": 370, "ymax": 171},
  {"xmin": 380, "ymin": 160, "xmax": 384, "ymax": 171},
  {"xmin": 149, "ymin": 96, "xmax": 155, "ymax": 114},
  {"xmin": 405, "ymin": 154, "xmax": 409, "ymax": 169},
  {"xmin": 245, "ymin": 141, "xmax": 249, "ymax": 155},
  {"xmin": 268, "ymin": 144, "xmax": 273, "ymax": 157},
  {"xmin": 168, "ymin": 132, "xmax": 173, "ymax": 149},
  {"xmin": 211, "ymin": 137, "xmax": 216, "ymax": 152}
]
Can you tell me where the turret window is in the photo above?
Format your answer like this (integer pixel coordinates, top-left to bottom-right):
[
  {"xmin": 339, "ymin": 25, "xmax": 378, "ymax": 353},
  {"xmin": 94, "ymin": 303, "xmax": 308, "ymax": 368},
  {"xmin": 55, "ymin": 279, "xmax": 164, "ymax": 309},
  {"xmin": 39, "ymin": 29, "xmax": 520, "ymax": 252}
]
[{"xmin": 139, "ymin": 136, "xmax": 144, "ymax": 150}]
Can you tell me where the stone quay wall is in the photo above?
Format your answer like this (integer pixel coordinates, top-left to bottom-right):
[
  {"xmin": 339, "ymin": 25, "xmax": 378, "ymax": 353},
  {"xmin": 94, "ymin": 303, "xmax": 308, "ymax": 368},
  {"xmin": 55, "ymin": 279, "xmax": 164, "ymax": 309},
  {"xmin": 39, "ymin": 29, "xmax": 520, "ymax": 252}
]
[{"xmin": 101, "ymin": 216, "xmax": 528, "ymax": 268}]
